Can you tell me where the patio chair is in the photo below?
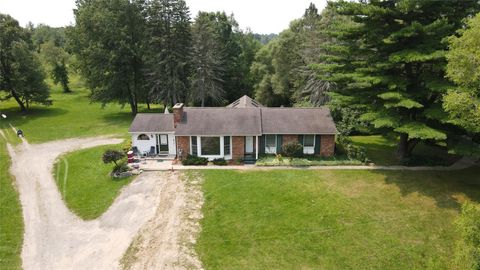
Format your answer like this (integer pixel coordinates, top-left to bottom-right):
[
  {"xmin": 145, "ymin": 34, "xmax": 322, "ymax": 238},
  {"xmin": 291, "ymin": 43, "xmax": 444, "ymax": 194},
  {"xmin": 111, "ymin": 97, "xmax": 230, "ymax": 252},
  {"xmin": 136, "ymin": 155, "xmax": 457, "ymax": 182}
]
[
  {"xmin": 132, "ymin": 146, "xmax": 139, "ymax": 157},
  {"xmin": 148, "ymin": 146, "xmax": 156, "ymax": 157}
]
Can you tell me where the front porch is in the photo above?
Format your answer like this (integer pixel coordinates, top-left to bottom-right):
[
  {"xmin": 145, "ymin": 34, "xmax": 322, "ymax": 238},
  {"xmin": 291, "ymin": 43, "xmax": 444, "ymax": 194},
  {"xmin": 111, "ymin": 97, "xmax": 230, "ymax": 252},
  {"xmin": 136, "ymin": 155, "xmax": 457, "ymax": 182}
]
[{"xmin": 131, "ymin": 132, "xmax": 176, "ymax": 157}]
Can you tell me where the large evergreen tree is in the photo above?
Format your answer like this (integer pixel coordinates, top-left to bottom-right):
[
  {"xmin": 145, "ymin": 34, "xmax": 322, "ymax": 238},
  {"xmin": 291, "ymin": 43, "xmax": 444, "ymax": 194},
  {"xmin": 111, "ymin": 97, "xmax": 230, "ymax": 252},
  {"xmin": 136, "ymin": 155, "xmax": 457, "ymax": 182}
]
[
  {"xmin": 68, "ymin": 0, "xmax": 146, "ymax": 115},
  {"xmin": 190, "ymin": 12, "xmax": 225, "ymax": 107},
  {"xmin": 144, "ymin": 0, "xmax": 191, "ymax": 106},
  {"xmin": 0, "ymin": 14, "xmax": 50, "ymax": 112},
  {"xmin": 321, "ymin": 0, "xmax": 480, "ymax": 159}
]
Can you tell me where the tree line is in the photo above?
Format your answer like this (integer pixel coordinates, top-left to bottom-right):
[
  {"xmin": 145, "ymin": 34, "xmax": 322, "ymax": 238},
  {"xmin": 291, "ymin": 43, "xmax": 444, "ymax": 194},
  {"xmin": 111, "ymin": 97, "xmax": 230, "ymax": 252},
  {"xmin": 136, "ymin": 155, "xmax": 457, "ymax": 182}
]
[
  {"xmin": 250, "ymin": 0, "xmax": 480, "ymax": 160},
  {"xmin": 68, "ymin": 0, "xmax": 261, "ymax": 114},
  {"xmin": 2, "ymin": 0, "xmax": 480, "ymax": 163}
]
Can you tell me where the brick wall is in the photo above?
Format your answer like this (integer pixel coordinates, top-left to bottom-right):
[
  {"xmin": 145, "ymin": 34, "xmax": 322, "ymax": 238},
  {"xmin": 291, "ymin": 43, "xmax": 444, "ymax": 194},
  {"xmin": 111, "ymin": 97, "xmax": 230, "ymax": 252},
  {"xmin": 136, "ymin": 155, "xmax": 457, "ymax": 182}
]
[
  {"xmin": 283, "ymin": 135, "xmax": 299, "ymax": 146},
  {"xmin": 320, "ymin": 135, "xmax": 335, "ymax": 157},
  {"xmin": 176, "ymin": 136, "xmax": 190, "ymax": 159},
  {"xmin": 232, "ymin": 136, "xmax": 245, "ymax": 160}
]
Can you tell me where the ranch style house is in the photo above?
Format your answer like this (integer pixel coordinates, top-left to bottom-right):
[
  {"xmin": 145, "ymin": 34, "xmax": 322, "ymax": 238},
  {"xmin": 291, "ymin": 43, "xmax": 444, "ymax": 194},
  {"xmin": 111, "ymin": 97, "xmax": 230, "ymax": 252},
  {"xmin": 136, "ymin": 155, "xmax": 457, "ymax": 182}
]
[{"xmin": 129, "ymin": 96, "xmax": 337, "ymax": 163}]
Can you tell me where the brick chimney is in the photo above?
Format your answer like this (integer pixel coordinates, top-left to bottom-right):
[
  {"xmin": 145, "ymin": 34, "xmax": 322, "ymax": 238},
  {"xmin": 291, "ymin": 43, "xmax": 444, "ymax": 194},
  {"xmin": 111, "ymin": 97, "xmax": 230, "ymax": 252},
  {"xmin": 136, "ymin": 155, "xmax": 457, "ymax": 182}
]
[{"xmin": 173, "ymin": 103, "xmax": 184, "ymax": 127}]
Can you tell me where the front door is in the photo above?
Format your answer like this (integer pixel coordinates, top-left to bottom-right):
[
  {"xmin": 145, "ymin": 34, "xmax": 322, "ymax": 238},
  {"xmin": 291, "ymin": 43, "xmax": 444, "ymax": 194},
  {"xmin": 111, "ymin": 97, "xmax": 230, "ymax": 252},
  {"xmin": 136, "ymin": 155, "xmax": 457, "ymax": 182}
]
[
  {"xmin": 245, "ymin": 136, "xmax": 254, "ymax": 154},
  {"xmin": 157, "ymin": 134, "xmax": 169, "ymax": 154}
]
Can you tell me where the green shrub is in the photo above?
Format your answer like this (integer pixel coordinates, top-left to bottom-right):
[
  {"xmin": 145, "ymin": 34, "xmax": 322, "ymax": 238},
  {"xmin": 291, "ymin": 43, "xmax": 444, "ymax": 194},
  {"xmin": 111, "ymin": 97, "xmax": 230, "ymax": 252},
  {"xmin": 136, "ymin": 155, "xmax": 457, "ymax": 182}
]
[
  {"xmin": 338, "ymin": 135, "xmax": 367, "ymax": 163},
  {"xmin": 281, "ymin": 142, "xmax": 303, "ymax": 158},
  {"xmin": 122, "ymin": 140, "xmax": 132, "ymax": 154},
  {"xmin": 113, "ymin": 160, "xmax": 130, "ymax": 174},
  {"xmin": 182, "ymin": 155, "xmax": 209, "ymax": 166},
  {"xmin": 453, "ymin": 202, "xmax": 480, "ymax": 269},
  {"xmin": 213, "ymin": 158, "xmax": 228, "ymax": 166}
]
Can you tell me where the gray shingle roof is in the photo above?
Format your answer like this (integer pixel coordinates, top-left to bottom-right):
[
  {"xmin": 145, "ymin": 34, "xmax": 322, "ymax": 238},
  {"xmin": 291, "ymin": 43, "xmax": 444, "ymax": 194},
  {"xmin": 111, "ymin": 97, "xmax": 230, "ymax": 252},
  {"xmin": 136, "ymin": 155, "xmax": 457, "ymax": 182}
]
[
  {"xmin": 129, "ymin": 113, "xmax": 175, "ymax": 133},
  {"xmin": 227, "ymin": 95, "xmax": 264, "ymax": 108},
  {"xmin": 175, "ymin": 108, "xmax": 262, "ymax": 135},
  {"xmin": 261, "ymin": 107, "xmax": 337, "ymax": 134},
  {"xmin": 129, "ymin": 98, "xmax": 337, "ymax": 135}
]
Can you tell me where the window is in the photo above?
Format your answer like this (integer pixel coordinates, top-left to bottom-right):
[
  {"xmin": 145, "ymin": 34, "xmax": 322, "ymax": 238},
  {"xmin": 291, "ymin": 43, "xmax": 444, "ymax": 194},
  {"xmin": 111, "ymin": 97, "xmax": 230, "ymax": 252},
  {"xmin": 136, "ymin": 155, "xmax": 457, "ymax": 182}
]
[
  {"xmin": 137, "ymin": 134, "xmax": 150, "ymax": 140},
  {"xmin": 224, "ymin": 136, "xmax": 231, "ymax": 156},
  {"xmin": 265, "ymin": 135, "xmax": 277, "ymax": 154},
  {"xmin": 303, "ymin": 135, "xmax": 315, "ymax": 154},
  {"xmin": 201, "ymin": 137, "xmax": 221, "ymax": 155},
  {"xmin": 191, "ymin": 136, "xmax": 198, "ymax": 156}
]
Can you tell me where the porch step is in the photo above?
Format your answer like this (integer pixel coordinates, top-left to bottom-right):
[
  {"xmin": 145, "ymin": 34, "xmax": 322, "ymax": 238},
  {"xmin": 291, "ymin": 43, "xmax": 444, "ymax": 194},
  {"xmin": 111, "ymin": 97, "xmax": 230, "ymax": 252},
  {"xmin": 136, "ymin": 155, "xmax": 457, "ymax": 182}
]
[{"xmin": 243, "ymin": 155, "xmax": 256, "ymax": 165}]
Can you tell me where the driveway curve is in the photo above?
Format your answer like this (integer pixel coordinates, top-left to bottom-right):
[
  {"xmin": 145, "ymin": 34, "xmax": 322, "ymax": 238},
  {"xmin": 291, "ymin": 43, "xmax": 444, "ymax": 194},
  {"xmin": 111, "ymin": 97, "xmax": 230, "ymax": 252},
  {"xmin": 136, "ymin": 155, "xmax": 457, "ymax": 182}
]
[{"xmin": 7, "ymin": 137, "xmax": 168, "ymax": 270}]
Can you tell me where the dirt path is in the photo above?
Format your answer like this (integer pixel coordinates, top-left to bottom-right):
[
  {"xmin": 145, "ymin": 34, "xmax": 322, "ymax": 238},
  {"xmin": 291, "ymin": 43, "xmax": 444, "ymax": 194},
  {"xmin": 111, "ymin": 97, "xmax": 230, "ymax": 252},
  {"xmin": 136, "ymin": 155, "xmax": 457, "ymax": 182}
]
[
  {"xmin": 121, "ymin": 172, "xmax": 203, "ymax": 270},
  {"xmin": 7, "ymin": 137, "xmax": 202, "ymax": 270}
]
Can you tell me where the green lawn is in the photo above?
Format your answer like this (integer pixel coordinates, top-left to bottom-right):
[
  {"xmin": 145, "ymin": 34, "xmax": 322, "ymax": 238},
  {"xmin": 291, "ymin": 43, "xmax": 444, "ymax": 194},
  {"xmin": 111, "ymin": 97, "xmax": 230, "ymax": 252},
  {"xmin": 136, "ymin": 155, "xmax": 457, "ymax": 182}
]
[
  {"xmin": 197, "ymin": 168, "xmax": 480, "ymax": 269},
  {"xmin": 54, "ymin": 143, "xmax": 133, "ymax": 220},
  {"xmin": 351, "ymin": 135, "xmax": 461, "ymax": 166},
  {"xmin": 0, "ymin": 137, "xmax": 23, "ymax": 269},
  {"xmin": 0, "ymin": 75, "xmax": 162, "ymax": 144}
]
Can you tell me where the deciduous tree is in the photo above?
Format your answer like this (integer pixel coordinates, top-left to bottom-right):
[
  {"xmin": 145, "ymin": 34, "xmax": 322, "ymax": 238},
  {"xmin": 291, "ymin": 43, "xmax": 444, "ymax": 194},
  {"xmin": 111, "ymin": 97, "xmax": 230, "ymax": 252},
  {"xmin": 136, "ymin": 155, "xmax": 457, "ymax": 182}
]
[
  {"xmin": 0, "ymin": 14, "xmax": 50, "ymax": 112},
  {"xmin": 68, "ymin": 0, "xmax": 146, "ymax": 115}
]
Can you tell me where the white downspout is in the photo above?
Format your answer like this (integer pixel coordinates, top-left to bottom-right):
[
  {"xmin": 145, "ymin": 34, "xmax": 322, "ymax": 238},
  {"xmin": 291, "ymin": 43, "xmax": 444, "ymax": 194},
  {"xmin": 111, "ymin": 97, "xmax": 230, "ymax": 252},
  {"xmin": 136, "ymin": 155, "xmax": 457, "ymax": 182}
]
[{"xmin": 255, "ymin": 135, "xmax": 259, "ymax": 160}]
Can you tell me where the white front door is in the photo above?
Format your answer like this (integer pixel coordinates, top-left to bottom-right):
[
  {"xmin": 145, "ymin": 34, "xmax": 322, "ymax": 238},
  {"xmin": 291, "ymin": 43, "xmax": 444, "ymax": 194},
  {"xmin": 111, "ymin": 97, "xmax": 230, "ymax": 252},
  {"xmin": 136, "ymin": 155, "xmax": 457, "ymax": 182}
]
[{"xmin": 245, "ymin": 136, "xmax": 254, "ymax": 154}]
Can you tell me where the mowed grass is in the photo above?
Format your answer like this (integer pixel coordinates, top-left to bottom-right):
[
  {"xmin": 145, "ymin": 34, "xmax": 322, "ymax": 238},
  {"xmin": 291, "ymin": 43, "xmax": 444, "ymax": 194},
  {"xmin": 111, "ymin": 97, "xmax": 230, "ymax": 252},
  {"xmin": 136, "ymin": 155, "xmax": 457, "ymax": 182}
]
[
  {"xmin": 54, "ymin": 143, "xmax": 133, "ymax": 220},
  {"xmin": 0, "ymin": 75, "xmax": 162, "ymax": 144},
  {"xmin": 0, "ymin": 137, "xmax": 23, "ymax": 269},
  {"xmin": 197, "ymin": 168, "xmax": 480, "ymax": 269},
  {"xmin": 351, "ymin": 135, "xmax": 461, "ymax": 166}
]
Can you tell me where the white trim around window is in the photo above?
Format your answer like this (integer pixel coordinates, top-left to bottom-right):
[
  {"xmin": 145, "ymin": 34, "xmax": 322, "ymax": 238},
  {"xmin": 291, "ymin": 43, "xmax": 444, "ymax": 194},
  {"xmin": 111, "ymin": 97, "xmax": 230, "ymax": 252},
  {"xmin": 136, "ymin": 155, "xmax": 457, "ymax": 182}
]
[
  {"xmin": 265, "ymin": 134, "xmax": 277, "ymax": 154},
  {"xmin": 190, "ymin": 135, "xmax": 232, "ymax": 160},
  {"xmin": 303, "ymin": 134, "xmax": 315, "ymax": 155}
]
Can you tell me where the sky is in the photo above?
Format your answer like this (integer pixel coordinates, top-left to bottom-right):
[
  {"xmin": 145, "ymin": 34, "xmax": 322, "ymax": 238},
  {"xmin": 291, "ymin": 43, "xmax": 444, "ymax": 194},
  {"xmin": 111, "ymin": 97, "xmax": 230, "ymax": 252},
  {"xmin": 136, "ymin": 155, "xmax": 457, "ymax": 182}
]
[{"xmin": 0, "ymin": 0, "xmax": 327, "ymax": 34}]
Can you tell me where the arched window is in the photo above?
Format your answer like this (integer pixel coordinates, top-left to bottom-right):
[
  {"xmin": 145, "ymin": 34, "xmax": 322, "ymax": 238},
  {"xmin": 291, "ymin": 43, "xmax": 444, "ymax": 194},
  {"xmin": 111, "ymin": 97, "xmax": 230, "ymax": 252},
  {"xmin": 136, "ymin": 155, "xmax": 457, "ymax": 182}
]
[{"xmin": 137, "ymin": 134, "xmax": 150, "ymax": 140}]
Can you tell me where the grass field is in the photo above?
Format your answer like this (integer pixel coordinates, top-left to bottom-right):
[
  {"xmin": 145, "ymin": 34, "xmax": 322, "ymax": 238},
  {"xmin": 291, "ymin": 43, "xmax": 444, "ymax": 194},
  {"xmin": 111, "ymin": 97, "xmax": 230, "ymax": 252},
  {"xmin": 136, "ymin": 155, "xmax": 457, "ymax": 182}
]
[
  {"xmin": 351, "ymin": 135, "xmax": 461, "ymax": 166},
  {"xmin": 0, "ymin": 75, "xmax": 161, "ymax": 144},
  {"xmin": 0, "ymin": 137, "xmax": 23, "ymax": 269},
  {"xmin": 54, "ymin": 143, "xmax": 133, "ymax": 220},
  {"xmin": 197, "ymin": 168, "xmax": 480, "ymax": 269}
]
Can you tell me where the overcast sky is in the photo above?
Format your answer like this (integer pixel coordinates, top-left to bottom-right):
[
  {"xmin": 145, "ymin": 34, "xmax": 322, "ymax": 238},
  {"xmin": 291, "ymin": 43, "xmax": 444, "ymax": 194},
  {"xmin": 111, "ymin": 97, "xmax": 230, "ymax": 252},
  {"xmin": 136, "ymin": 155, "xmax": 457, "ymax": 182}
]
[{"xmin": 0, "ymin": 0, "xmax": 327, "ymax": 34}]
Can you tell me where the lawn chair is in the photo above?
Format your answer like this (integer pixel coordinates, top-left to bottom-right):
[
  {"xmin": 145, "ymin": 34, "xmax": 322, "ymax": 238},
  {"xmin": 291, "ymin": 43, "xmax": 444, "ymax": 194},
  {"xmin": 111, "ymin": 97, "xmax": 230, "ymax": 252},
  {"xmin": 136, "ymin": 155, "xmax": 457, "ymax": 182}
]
[
  {"xmin": 132, "ymin": 146, "xmax": 140, "ymax": 157},
  {"xmin": 148, "ymin": 146, "xmax": 156, "ymax": 157}
]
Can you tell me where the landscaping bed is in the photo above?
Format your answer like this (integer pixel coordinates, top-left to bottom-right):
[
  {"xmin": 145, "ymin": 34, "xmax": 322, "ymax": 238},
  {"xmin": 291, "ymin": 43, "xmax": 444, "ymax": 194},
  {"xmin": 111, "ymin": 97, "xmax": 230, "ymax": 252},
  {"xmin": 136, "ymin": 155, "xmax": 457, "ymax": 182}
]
[{"xmin": 255, "ymin": 155, "xmax": 363, "ymax": 166}]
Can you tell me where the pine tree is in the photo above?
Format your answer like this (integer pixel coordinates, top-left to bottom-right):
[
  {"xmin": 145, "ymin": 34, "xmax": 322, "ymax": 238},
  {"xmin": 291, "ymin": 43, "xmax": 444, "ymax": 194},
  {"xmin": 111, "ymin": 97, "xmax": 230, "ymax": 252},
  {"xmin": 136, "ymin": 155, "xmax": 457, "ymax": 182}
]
[
  {"xmin": 322, "ymin": 0, "xmax": 480, "ymax": 159},
  {"xmin": 144, "ymin": 0, "xmax": 191, "ymax": 106},
  {"xmin": 190, "ymin": 12, "xmax": 225, "ymax": 107}
]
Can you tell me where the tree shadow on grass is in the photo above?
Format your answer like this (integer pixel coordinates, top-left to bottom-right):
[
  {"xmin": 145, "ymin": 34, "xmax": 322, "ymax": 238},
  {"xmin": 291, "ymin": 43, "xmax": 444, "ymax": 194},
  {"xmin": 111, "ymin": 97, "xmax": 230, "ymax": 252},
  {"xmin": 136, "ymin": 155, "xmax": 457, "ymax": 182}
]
[
  {"xmin": 101, "ymin": 111, "xmax": 134, "ymax": 128},
  {"xmin": 1, "ymin": 106, "xmax": 68, "ymax": 127},
  {"xmin": 374, "ymin": 166, "xmax": 480, "ymax": 210}
]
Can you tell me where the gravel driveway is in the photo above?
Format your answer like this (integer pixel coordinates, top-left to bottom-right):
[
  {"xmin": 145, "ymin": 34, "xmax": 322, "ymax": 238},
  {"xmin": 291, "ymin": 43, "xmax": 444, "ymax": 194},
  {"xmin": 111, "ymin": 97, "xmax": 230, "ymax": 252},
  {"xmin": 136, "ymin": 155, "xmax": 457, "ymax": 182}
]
[{"xmin": 7, "ymin": 137, "xmax": 202, "ymax": 270}]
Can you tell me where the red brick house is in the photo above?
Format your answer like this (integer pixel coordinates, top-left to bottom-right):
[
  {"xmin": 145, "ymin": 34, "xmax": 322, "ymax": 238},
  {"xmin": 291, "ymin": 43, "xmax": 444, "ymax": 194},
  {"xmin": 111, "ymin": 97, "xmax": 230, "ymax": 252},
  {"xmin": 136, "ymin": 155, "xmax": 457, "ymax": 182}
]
[{"xmin": 129, "ymin": 96, "xmax": 337, "ymax": 162}]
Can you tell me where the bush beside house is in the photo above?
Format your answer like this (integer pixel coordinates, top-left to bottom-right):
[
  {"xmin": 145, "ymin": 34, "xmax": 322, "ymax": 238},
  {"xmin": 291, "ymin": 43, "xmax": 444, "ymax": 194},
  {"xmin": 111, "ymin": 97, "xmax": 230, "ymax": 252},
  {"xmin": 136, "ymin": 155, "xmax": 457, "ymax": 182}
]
[{"xmin": 182, "ymin": 155, "xmax": 209, "ymax": 166}]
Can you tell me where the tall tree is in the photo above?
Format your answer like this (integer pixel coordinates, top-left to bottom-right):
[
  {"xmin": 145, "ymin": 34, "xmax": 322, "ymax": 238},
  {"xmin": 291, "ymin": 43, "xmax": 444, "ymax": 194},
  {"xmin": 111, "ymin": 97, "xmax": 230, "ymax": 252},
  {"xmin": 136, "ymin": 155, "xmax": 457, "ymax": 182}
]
[
  {"xmin": 144, "ymin": 0, "xmax": 191, "ymax": 107},
  {"xmin": 444, "ymin": 12, "xmax": 480, "ymax": 134},
  {"xmin": 40, "ymin": 41, "xmax": 71, "ymax": 93},
  {"xmin": 68, "ymin": 0, "xmax": 146, "ymax": 115},
  {"xmin": 250, "ymin": 3, "xmax": 328, "ymax": 107},
  {"xmin": 190, "ymin": 12, "xmax": 225, "ymax": 107},
  {"xmin": 0, "ymin": 14, "xmax": 50, "ymax": 112},
  {"xmin": 321, "ymin": 0, "xmax": 480, "ymax": 159}
]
